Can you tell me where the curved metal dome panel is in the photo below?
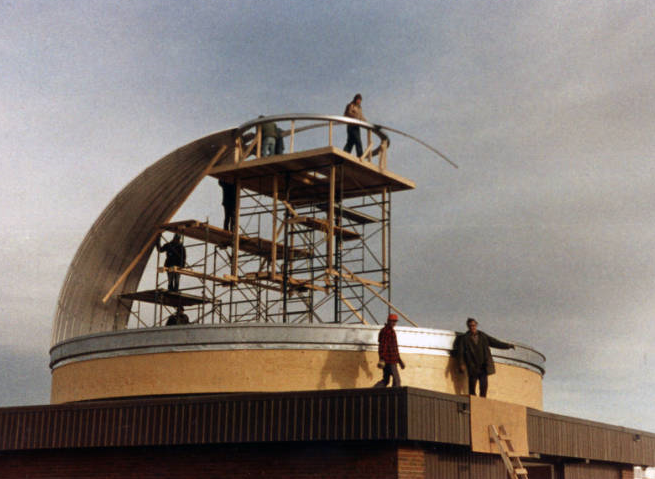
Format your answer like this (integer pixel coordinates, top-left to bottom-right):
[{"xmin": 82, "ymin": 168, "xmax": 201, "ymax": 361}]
[{"xmin": 51, "ymin": 129, "xmax": 236, "ymax": 345}]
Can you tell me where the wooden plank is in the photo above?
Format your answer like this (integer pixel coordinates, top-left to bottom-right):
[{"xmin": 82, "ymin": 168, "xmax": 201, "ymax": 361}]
[
  {"xmin": 339, "ymin": 293, "xmax": 368, "ymax": 325},
  {"xmin": 119, "ymin": 289, "xmax": 211, "ymax": 307},
  {"xmin": 161, "ymin": 220, "xmax": 311, "ymax": 259},
  {"xmin": 316, "ymin": 203, "xmax": 379, "ymax": 224},
  {"xmin": 288, "ymin": 216, "xmax": 360, "ymax": 241},
  {"xmin": 158, "ymin": 266, "xmax": 235, "ymax": 285},
  {"xmin": 470, "ymin": 396, "xmax": 529, "ymax": 456},
  {"xmin": 329, "ymin": 269, "xmax": 383, "ymax": 288},
  {"xmin": 102, "ymin": 145, "xmax": 228, "ymax": 303},
  {"xmin": 269, "ymin": 273, "xmax": 328, "ymax": 293}
]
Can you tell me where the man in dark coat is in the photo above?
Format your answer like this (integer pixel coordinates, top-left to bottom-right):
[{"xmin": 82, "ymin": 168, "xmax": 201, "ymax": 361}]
[
  {"xmin": 156, "ymin": 233, "xmax": 186, "ymax": 292},
  {"xmin": 219, "ymin": 179, "xmax": 237, "ymax": 231},
  {"xmin": 456, "ymin": 317, "xmax": 514, "ymax": 397}
]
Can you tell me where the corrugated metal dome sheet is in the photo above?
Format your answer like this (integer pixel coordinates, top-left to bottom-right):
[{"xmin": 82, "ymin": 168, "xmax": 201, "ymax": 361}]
[{"xmin": 51, "ymin": 129, "xmax": 236, "ymax": 346}]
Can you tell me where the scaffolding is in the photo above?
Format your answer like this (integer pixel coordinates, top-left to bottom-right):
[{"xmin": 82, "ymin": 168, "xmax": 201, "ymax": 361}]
[{"xmin": 119, "ymin": 115, "xmax": 416, "ymax": 327}]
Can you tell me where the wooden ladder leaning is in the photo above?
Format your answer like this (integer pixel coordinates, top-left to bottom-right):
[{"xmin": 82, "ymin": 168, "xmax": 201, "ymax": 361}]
[{"xmin": 489, "ymin": 425, "xmax": 529, "ymax": 479}]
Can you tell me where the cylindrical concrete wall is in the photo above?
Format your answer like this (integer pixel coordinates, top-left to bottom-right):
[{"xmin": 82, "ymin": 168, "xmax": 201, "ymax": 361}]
[{"xmin": 50, "ymin": 324, "xmax": 545, "ymax": 408}]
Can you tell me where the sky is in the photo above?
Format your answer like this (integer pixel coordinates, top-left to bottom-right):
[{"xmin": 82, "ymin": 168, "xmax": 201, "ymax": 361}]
[{"xmin": 2, "ymin": 0, "xmax": 655, "ymax": 433}]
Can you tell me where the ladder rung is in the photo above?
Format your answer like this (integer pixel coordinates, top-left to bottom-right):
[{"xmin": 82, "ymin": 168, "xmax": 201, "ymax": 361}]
[{"xmin": 514, "ymin": 468, "xmax": 528, "ymax": 474}]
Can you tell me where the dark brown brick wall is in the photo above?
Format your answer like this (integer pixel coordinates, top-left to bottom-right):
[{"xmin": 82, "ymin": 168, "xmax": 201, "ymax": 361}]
[
  {"xmin": 0, "ymin": 442, "xmax": 400, "ymax": 479},
  {"xmin": 398, "ymin": 446, "xmax": 425, "ymax": 479}
]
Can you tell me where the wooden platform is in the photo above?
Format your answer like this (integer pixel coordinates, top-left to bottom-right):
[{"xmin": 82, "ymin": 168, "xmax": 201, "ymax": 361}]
[
  {"xmin": 316, "ymin": 204, "xmax": 380, "ymax": 224},
  {"xmin": 162, "ymin": 220, "xmax": 312, "ymax": 259},
  {"xmin": 208, "ymin": 146, "xmax": 415, "ymax": 203},
  {"xmin": 120, "ymin": 289, "xmax": 211, "ymax": 307}
]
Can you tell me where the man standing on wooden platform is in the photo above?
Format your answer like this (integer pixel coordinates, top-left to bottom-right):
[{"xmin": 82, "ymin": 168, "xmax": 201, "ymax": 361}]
[
  {"xmin": 156, "ymin": 233, "xmax": 186, "ymax": 292},
  {"xmin": 374, "ymin": 314, "xmax": 405, "ymax": 388},
  {"xmin": 219, "ymin": 179, "xmax": 237, "ymax": 231},
  {"xmin": 343, "ymin": 93, "xmax": 366, "ymax": 157},
  {"xmin": 456, "ymin": 317, "xmax": 515, "ymax": 397}
]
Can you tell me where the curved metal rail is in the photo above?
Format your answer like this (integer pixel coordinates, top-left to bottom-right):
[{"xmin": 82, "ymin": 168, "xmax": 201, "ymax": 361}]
[{"xmin": 237, "ymin": 114, "xmax": 458, "ymax": 169}]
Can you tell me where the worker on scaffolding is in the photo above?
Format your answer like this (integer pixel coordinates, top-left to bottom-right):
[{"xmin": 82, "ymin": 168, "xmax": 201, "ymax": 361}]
[
  {"xmin": 259, "ymin": 115, "xmax": 278, "ymax": 157},
  {"xmin": 374, "ymin": 313, "xmax": 405, "ymax": 388},
  {"xmin": 156, "ymin": 233, "xmax": 185, "ymax": 292},
  {"xmin": 343, "ymin": 93, "xmax": 366, "ymax": 157},
  {"xmin": 456, "ymin": 317, "xmax": 515, "ymax": 397},
  {"xmin": 165, "ymin": 306, "xmax": 189, "ymax": 326},
  {"xmin": 218, "ymin": 179, "xmax": 237, "ymax": 231}
]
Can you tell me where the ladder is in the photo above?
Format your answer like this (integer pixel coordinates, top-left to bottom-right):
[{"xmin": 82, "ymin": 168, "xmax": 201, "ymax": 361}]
[{"xmin": 489, "ymin": 425, "xmax": 528, "ymax": 479}]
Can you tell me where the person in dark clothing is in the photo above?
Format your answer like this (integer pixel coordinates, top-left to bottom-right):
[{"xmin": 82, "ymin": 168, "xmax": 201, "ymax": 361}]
[
  {"xmin": 456, "ymin": 317, "xmax": 515, "ymax": 397},
  {"xmin": 275, "ymin": 126, "xmax": 285, "ymax": 155},
  {"xmin": 219, "ymin": 179, "xmax": 237, "ymax": 231},
  {"xmin": 343, "ymin": 93, "xmax": 366, "ymax": 157},
  {"xmin": 374, "ymin": 313, "xmax": 406, "ymax": 388},
  {"xmin": 165, "ymin": 306, "xmax": 189, "ymax": 326},
  {"xmin": 259, "ymin": 116, "xmax": 278, "ymax": 157},
  {"xmin": 156, "ymin": 233, "xmax": 185, "ymax": 292}
]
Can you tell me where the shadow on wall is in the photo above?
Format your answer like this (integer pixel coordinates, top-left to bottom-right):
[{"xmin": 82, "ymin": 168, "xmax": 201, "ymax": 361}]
[
  {"xmin": 445, "ymin": 334, "xmax": 467, "ymax": 395},
  {"xmin": 317, "ymin": 348, "xmax": 375, "ymax": 389}
]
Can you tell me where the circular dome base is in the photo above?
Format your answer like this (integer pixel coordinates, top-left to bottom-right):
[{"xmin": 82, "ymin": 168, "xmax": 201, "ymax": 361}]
[{"xmin": 50, "ymin": 324, "xmax": 545, "ymax": 408}]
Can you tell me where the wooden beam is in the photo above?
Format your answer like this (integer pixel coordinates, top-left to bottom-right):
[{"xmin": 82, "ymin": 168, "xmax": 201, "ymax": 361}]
[
  {"xmin": 328, "ymin": 268, "xmax": 383, "ymax": 288},
  {"xmin": 102, "ymin": 145, "xmax": 228, "ymax": 303},
  {"xmin": 271, "ymin": 174, "xmax": 278, "ymax": 277},
  {"xmin": 327, "ymin": 164, "xmax": 335, "ymax": 274},
  {"xmin": 231, "ymin": 177, "xmax": 241, "ymax": 277},
  {"xmin": 339, "ymin": 293, "xmax": 368, "ymax": 325},
  {"xmin": 342, "ymin": 266, "xmax": 418, "ymax": 327},
  {"xmin": 158, "ymin": 266, "xmax": 236, "ymax": 285},
  {"xmin": 282, "ymin": 200, "xmax": 298, "ymax": 217},
  {"xmin": 359, "ymin": 143, "xmax": 373, "ymax": 162},
  {"xmin": 241, "ymin": 135, "xmax": 259, "ymax": 160},
  {"xmin": 255, "ymin": 125, "xmax": 262, "ymax": 158}
]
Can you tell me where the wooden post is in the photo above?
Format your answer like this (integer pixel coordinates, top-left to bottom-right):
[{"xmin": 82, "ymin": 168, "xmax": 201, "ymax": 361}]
[
  {"xmin": 271, "ymin": 175, "xmax": 278, "ymax": 277},
  {"xmin": 380, "ymin": 140, "xmax": 388, "ymax": 169},
  {"xmin": 328, "ymin": 121, "xmax": 333, "ymax": 146},
  {"xmin": 231, "ymin": 178, "xmax": 241, "ymax": 277},
  {"xmin": 256, "ymin": 125, "xmax": 262, "ymax": 158},
  {"xmin": 367, "ymin": 129, "xmax": 372, "ymax": 162},
  {"xmin": 327, "ymin": 164, "xmax": 335, "ymax": 276},
  {"xmin": 234, "ymin": 136, "xmax": 241, "ymax": 163},
  {"xmin": 290, "ymin": 120, "xmax": 295, "ymax": 153},
  {"xmin": 382, "ymin": 188, "xmax": 387, "ymax": 285}
]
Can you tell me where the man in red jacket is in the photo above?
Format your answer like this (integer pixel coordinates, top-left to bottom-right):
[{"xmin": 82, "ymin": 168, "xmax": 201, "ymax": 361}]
[{"xmin": 374, "ymin": 314, "xmax": 406, "ymax": 388}]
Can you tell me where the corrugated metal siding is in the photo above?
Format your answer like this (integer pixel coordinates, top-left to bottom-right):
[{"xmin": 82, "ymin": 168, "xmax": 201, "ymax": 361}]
[
  {"xmin": 0, "ymin": 389, "xmax": 407, "ymax": 451},
  {"xmin": 1, "ymin": 387, "xmax": 655, "ymax": 468},
  {"xmin": 528, "ymin": 409, "xmax": 655, "ymax": 465},
  {"xmin": 406, "ymin": 389, "xmax": 469, "ymax": 445}
]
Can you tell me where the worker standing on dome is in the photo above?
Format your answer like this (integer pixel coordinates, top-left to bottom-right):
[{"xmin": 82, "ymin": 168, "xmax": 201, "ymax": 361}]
[
  {"xmin": 343, "ymin": 93, "xmax": 366, "ymax": 157},
  {"xmin": 456, "ymin": 317, "xmax": 515, "ymax": 397},
  {"xmin": 374, "ymin": 313, "xmax": 405, "ymax": 388}
]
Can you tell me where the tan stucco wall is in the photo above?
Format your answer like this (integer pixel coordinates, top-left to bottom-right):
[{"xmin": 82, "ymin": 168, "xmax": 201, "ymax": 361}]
[{"xmin": 51, "ymin": 349, "xmax": 543, "ymax": 409}]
